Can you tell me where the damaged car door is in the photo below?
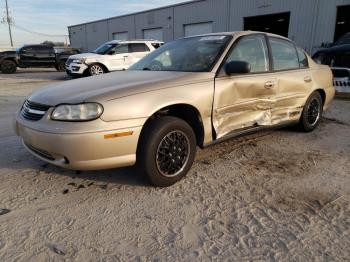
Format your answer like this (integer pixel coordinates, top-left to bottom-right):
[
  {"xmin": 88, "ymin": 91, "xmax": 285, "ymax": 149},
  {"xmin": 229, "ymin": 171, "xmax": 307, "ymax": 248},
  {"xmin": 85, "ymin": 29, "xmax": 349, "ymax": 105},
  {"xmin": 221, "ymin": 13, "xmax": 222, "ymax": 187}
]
[
  {"xmin": 268, "ymin": 37, "xmax": 312, "ymax": 124},
  {"xmin": 213, "ymin": 34, "xmax": 276, "ymax": 138}
]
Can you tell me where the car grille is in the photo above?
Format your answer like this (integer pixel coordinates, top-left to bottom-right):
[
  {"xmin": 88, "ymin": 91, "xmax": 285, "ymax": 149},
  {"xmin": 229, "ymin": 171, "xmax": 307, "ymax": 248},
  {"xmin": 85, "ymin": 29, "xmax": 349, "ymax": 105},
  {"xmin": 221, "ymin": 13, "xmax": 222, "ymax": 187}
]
[
  {"xmin": 334, "ymin": 79, "xmax": 350, "ymax": 87},
  {"xmin": 332, "ymin": 68, "xmax": 350, "ymax": 78},
  {"xmin": 21, "ymin": 100, "xmax": 51, "ymax": 121},
  {"xmin": 25, "ymin": 143, "xmax": 55, "ymax": 161}
]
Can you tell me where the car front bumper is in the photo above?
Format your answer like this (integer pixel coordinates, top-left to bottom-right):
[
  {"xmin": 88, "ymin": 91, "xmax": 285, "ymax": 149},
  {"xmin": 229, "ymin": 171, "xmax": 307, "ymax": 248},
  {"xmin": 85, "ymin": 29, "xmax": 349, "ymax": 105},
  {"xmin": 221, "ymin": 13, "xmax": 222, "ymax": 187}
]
[
  {"xmin": 65, "ymin": 62, "xmax": 88, "ymax": 75},
  {"xmin": 14, "ymin": 114, "xmax": 143, "ymax": 170}
]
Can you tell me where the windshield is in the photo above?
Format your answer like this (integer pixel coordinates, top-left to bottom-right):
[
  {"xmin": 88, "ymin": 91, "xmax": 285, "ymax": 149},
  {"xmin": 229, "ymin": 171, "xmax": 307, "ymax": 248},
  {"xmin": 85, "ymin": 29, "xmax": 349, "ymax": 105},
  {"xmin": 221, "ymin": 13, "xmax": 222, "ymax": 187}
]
[
  {"xmin": 129, "ymin": 35, "xmax": 232, "ymax": 72},
  {"xmin": 94, "ymin": 43, "xmax": 118, "ymax": 55}
]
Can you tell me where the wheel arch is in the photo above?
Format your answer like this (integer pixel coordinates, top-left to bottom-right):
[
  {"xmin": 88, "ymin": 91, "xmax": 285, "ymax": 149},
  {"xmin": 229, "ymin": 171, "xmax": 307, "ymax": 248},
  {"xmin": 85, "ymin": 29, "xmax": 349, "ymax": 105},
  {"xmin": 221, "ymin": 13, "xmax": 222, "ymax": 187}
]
[
  {"xmin": 314, "ymin": 88, "xmax": 326, "ymax": 106},
  {"xmin": 139, "ymin": 103, "xmax": 205, "ymax": 148},
  {"xmin": 1, "ymin": 58, "xmax": 18, "ymax": 66},
  {"xmin": 88, "ymin": 62, "xmax": 109, "ymax": 73}
]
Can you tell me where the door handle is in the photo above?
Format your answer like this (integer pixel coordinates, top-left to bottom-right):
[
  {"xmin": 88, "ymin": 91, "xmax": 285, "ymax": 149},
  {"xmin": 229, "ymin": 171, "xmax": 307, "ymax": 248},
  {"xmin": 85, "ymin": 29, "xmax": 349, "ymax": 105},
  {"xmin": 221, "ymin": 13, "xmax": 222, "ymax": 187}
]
[
  {"xmin": 264, "ymin": 81, "xmax": 274, "ymax": 89},
  {"xmin": 304, "ymin": 76, "xmax": 312, "ymax": 83}
]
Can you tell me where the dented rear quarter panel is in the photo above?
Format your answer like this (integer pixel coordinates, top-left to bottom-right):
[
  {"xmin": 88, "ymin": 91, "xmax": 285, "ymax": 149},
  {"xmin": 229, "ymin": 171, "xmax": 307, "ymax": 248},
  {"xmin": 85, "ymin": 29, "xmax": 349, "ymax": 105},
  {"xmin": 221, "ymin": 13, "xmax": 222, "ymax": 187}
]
[{"xmin": 309, "ymin": 61, "xmax": 335, "ymax": 110}]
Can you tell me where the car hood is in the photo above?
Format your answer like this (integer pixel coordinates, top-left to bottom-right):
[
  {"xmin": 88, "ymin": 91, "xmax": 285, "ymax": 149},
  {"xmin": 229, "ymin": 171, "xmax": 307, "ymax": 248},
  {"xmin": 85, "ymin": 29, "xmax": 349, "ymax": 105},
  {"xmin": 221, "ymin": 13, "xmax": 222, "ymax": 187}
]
[
  {"xmin": 28, "ymin": 70, "xmax": 214, "ymax": 106},
  {"xmin": 69, "ymin": 53, "xmax": 101, "ymax": 59},
  {"xmin": 313, "ymin": 44, "xmax": 350, "ymax": 56},
  {"xmin": 0, "ymin": 50, "xmax": 16, "ymax": 57}
]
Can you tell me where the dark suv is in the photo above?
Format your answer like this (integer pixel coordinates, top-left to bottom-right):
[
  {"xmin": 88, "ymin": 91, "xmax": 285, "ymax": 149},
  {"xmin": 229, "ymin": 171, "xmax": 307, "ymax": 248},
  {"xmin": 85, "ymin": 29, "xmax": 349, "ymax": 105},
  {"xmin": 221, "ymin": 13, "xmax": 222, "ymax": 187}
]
[
  {"xmin": 312, "ymin": 32, "xmax": 350, "ymax": 92},
  {"xmin": 0, "ymin": 45, "xmax": 80, "ymax": 74}
]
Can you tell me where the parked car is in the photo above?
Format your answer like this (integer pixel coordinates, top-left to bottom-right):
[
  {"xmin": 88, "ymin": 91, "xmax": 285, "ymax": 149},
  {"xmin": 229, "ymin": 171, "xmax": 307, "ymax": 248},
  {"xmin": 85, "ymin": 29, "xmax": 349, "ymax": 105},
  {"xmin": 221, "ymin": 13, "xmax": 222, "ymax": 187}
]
[
  {"xmin": 312, "ymin": 32, "xmax": 350, "ymax": 93},
  {"xmin": 0, "ymin": 45, "xmax": 80, "ymax": 74},
  {"xmin": 65, "ymin": 39, "xmax": 164, "ymax": 77},
  {"xmin": 14, "ymin": 31, "xmax": 334, "ymax": 187}
]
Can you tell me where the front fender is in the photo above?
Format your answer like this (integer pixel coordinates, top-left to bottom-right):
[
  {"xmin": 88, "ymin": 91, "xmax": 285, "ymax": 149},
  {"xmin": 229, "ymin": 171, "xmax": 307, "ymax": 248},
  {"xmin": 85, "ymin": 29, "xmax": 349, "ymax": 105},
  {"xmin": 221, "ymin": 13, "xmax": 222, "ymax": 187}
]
[
  {"xmin": 0, "ymin": 57, "xmax": 18, "ymax": 66},
  {"xmin": 100, "ymin": 80, "xmax": 215, "ymax": 144}
]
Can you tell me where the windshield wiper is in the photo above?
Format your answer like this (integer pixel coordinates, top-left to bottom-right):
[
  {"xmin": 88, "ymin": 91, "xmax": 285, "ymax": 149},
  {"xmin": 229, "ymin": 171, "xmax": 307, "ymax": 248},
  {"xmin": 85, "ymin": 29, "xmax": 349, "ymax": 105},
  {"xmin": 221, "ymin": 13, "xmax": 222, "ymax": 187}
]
[{"xmin": 142, "ymin": 67, "xmax": 151, "ymax": 71}]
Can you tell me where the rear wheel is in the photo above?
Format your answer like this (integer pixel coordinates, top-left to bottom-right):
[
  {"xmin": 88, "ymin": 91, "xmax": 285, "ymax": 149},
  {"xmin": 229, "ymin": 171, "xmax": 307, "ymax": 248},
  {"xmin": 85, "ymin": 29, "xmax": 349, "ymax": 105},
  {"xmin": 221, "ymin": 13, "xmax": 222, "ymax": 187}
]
[
  {"xmin": 1, "ymin": 60, "xmax": 17, "ymax": 74},
  {"xmin": 298, "ymin": 91, "xmax": 323, "ymax": 132},
  {"xmin": 88, "ymin": 63, "xmax": 105, "ymax": 76},
  {"xmin": 137, "ymin": 116, "xmax": 197, "ymax": 187},
  {"xmin": 56, "ymin": 61, "xmax": 66, "ymax": 72}
]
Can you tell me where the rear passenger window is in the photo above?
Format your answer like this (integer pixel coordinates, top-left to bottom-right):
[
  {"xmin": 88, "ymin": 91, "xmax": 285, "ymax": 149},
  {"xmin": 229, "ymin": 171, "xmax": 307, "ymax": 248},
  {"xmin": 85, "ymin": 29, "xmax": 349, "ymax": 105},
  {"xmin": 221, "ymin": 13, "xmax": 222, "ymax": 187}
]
[
  {"xmin": 269, "ymin": 38, "xmax": 299, "ymax": 71},
  {"xmin": 226, "ymin": 35, "xmax": 269, "ymax": 73},
  {"xmin": 130, "ymin": 43, "xmax": 150, "ymax": 53},
  {"xmin": 297, "ymin": 48, "xmax": 309, "ymax": 68},
  {"xmin": 21, "ymin": 47, "xmax": 33, "ymax": 52}
]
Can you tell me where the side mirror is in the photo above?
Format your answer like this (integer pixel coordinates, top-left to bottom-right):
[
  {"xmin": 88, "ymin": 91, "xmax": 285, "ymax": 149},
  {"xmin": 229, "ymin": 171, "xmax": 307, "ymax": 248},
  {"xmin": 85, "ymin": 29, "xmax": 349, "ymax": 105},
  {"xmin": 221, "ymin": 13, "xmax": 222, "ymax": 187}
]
[
  {"xmin": 107, "ymin": 50, "xmax": 115, "ymax": 55},
  {"xmin": 224, "ymin": 60, "xmax": 251, "ymax": 75}
]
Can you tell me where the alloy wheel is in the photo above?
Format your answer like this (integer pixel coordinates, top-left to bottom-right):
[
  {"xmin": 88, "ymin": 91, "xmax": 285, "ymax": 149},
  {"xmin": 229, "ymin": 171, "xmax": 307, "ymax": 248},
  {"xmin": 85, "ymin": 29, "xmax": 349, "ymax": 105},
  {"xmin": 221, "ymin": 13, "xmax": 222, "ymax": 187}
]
[
  {"xmin": 90, "ymin": 65, "xmax": 104, "ymax": 75},
  {"xmin": 307, "ymin": 98, "xmax": 320, "ymax": 126},
  {"xmin": 156, "ymin": 130, "xmax": 190, "ymax": 177}
]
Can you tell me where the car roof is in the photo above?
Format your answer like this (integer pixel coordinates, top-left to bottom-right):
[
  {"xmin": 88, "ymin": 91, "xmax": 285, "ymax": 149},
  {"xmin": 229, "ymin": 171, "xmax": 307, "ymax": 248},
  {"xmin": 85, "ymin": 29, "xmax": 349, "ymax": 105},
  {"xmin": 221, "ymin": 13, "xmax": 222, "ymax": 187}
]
[
  {"xmin": 22, "ymin": 44, "xmax": 53, "ymax": 48},
  {"xmin": 184, "ymin": 31, "xmax": 291, "ymax": 41},
  {"xmin": 106, "ymin": 39, "xmax": 164, "ymax": 44}
]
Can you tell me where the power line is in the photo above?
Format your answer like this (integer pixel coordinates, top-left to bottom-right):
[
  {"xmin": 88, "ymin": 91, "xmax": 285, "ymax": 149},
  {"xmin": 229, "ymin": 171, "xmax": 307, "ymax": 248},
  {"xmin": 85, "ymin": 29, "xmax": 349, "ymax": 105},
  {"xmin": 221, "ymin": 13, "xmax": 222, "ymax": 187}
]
[
  {"xmin": 12, "ymin": 24, "xmax": 68, "ymax": 37},
  {"xmin": 1, "ymin": 1, "xmax": 69, "ymax": 46}
]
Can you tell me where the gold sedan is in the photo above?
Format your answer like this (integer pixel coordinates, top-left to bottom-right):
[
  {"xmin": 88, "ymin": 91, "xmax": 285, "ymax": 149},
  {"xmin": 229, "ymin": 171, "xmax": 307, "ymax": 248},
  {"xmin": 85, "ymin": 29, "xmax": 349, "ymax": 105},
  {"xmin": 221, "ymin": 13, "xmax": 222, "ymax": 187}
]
[{"xmin": 14, "ymin": 31, "xmax": 335, "ymax": 187}]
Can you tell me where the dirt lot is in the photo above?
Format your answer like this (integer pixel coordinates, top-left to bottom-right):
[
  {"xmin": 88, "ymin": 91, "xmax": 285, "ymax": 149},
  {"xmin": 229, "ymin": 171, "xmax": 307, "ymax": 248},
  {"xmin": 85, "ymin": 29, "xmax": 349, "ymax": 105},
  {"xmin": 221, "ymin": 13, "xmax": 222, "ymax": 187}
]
[{"xmin": 0, "ymin": 69, "xmax": 349, "ymax": 261}]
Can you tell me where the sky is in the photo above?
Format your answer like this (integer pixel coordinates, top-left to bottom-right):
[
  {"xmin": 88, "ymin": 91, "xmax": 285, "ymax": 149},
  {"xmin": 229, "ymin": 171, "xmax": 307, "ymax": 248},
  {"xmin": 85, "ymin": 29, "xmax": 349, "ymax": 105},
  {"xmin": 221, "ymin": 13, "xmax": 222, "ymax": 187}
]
[{"xmin": 0, "ymin": 0, "xmax": 186, "ymax": 48}]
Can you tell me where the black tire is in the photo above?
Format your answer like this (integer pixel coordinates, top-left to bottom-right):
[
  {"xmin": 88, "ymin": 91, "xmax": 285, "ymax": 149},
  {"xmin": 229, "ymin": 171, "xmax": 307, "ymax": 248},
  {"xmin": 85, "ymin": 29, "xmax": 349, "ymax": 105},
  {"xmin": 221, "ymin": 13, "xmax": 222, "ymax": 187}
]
[
  {"xmin": 1, "ymin": 60, "xmax": 17, "ymax": 74},
  {"xmin": 88, "ymin": 63, "xmax": 105, "ymax": 76},
  {"xmin": 56, "ymin": 61, "xmax": 66, "ymax": 72},
  {"xmin": 298, "ymin": 91, "xmax": 323, "ymax": 132},
  {"xmin": 137, "ymin": 116, "xmax": 197, "ymax": 187}
]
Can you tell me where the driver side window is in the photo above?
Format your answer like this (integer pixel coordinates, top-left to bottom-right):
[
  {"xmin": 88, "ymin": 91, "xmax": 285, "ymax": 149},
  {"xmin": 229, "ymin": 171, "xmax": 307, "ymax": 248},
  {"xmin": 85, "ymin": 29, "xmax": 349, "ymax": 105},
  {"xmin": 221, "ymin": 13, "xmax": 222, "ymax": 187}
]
[
  {"xmin": 21, "ymin": 47, "xmax": 33, "ymax": 53},
  {"xmin": 226, "ymin": 35, "xmax": 270, "ymax": 73},
  {"xmin": 111, "ymin": 44, "xmax": 129, "ymax": 54}
]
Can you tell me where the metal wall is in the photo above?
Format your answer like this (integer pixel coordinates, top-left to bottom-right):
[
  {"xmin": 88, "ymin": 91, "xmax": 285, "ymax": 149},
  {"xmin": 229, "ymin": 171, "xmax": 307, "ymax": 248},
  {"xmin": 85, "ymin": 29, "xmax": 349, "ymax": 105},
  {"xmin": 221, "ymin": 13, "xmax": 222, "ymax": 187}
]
[
  {"xmin": 68, "ymin": 0, "xmax": 350, "ymax": 53},
  {"xmin": 313, "ymin": 0, "xmax": 350, "ymax": 48},
  {"xmin": 108, "ymin": 15, "xmax": 136, "ymax": 41},
  {"xmin": 173, "ymin": 0, "xmax": 229, "ymax": 39},
  {"xmin": 228, "ymin": 0, "xmax": 317, "ymax": 51}
]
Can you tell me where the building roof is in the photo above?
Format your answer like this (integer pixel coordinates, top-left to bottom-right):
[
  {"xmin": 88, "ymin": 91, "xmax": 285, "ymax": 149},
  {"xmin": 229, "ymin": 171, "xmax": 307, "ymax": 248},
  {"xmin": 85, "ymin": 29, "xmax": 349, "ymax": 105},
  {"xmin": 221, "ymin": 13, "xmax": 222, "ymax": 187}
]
[{"xmin": 68, "ymin": 0, "xmax": 204, "ymax": 28}]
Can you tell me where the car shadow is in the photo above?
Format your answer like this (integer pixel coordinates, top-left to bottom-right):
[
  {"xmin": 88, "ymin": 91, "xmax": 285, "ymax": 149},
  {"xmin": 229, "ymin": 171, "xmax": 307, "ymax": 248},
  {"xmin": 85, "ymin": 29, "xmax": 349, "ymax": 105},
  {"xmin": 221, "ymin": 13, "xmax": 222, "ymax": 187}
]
[
  {"xmin": 2, "ymin": 123, "xmax": 321, "ymax": 188},
  {"xmin": 37, "ymin": 159, "xmax": 150, "ymax": 187},
  {"xmin": 55, "ymin": 166, "xmax": 150, "ymax": 187}
]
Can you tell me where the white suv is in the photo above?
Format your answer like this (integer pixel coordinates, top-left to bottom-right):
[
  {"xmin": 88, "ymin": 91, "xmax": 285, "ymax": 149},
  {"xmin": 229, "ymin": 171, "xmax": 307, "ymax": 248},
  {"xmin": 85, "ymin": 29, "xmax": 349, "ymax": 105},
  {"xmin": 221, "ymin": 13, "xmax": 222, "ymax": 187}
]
[{"xmin": 66, "ymin": 40, "xmax": 163, "ymax": 77}]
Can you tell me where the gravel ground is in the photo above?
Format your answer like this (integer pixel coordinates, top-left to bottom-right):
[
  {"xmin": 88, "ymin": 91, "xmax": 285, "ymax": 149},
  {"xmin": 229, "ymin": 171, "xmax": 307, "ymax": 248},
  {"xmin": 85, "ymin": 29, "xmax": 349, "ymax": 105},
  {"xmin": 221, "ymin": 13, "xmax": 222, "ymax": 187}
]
[{"xmin": 0, "ymin": 69, "xmax": 349, "ymax": 261}]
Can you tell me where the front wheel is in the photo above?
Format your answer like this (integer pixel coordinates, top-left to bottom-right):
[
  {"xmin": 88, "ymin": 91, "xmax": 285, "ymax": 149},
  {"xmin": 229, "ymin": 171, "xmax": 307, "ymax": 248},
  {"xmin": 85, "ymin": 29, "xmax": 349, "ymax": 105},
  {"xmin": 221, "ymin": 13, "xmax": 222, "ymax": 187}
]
[
  {"xmin": 88, "ymin": 63, "xmax": 105, "ymax": 76},
  {"xmin": 1, "ymin": 60, "xmax": 17, "ymax": 74},
  {"xmin": 137, "ymin": 116, "xmax": 197, "ymax": 187},
  {"xmin": 298, "ymin": 91, "xmax": 323, "ymax": 132}
]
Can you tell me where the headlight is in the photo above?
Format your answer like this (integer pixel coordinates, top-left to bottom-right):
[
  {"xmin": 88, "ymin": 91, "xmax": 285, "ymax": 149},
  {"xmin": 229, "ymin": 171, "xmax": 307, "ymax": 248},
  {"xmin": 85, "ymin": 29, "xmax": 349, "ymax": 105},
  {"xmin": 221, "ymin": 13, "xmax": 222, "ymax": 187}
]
[
  {"xmin": 72, "ymin": 58, "xmax": 86, "ymax": 64},
  {"xmin": 51, "ymin": 103, "xmax": 103, "ymax": 121}
]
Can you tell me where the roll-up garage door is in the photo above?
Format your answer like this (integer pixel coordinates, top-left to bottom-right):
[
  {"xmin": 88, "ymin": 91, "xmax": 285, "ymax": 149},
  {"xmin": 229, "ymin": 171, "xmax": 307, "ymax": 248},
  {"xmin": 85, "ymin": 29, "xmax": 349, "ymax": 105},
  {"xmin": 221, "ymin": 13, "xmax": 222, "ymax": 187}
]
[
  {"xmin": 112, "ymin": 32, "xmax": 128, "ymax": 40},
  {"xmin": 184, "ymin": 22, "xmax": 213, "ymax": 37},
  {"xmin": 143, "ymin": 28, "xmax": 163, "ymax": 41}
]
